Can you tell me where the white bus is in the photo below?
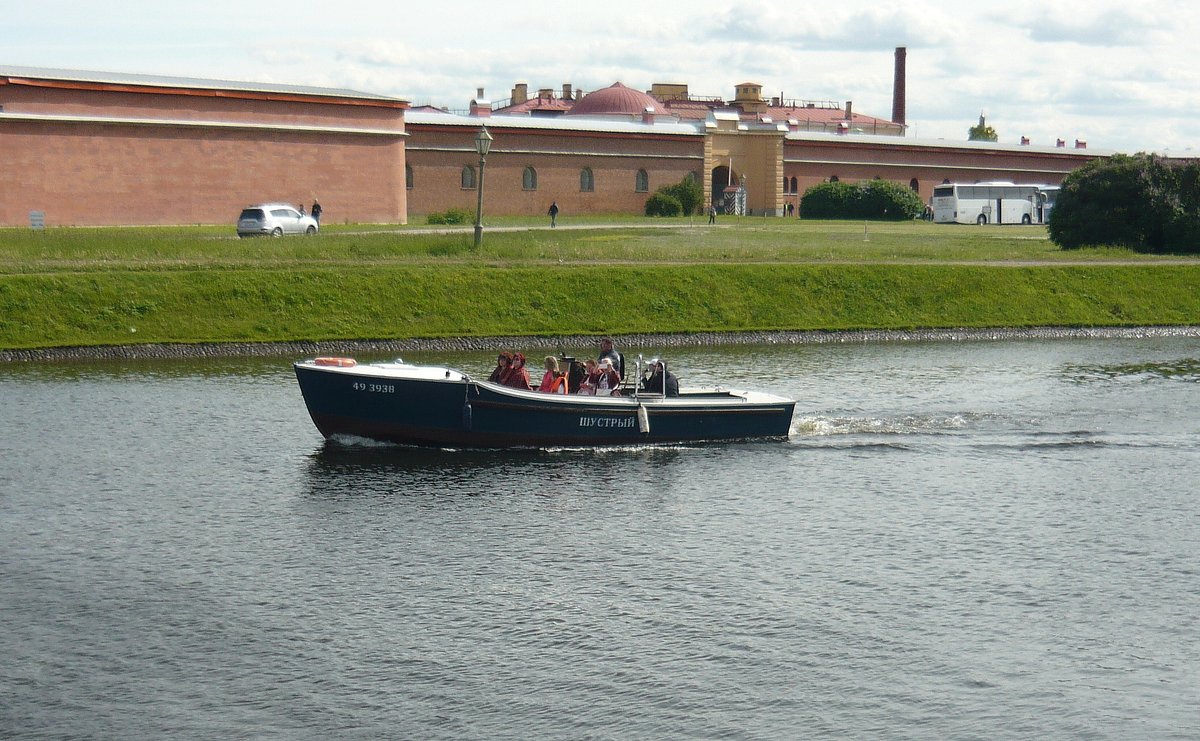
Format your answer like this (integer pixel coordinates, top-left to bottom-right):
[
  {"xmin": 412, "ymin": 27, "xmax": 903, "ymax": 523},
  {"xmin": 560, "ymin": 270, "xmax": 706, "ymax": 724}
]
[
  {"xmin": 931, "ymin": 181, "xmax": 1058, "ymax": 225},
  {"xmin": 1038, "ymin": 185, "xmax": 1060, "ymax": 222}
]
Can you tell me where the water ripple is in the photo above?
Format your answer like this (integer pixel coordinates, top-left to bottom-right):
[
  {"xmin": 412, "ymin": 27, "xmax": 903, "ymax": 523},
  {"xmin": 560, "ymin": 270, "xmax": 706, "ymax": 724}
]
[{"xmin": 4, "ymin": 341, "xmax": 1200, "ymax": 739}]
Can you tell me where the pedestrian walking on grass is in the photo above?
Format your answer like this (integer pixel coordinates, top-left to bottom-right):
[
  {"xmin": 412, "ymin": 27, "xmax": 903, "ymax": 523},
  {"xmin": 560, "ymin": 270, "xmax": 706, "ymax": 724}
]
[{"xmin": 548, "ymin": 201, "xmax": 559, "ymax": 228}]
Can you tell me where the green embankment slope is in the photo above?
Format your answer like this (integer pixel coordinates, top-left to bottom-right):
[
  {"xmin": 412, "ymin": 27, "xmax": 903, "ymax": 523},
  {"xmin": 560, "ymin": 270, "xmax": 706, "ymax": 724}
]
[{"xmin": 1, "ymin": 221, "xmax": 1197, "ymax": 350}]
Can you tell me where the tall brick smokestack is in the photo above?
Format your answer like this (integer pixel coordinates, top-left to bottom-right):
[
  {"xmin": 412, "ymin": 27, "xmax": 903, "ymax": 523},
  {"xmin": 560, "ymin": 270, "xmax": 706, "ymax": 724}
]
[{"xmin": 892, "ymin": 46, "xmax": 907, "ymax": 126}]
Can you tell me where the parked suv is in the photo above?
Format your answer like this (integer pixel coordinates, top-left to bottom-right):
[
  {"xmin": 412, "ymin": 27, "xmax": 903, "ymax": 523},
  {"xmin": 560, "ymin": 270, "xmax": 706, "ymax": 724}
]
[{"xmin": 237, "ymin": 204, "xmax": 318, "ymax": 237}]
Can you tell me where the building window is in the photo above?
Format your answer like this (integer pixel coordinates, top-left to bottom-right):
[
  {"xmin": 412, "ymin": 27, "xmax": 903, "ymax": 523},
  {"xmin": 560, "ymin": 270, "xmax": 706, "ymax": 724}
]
[
  {"xmin": 461, "ymin": 166, "xmax": 476, "ymax": 190},
  {"xmin": 406, "ymin": 165, "xmax": 413, "ymax": 190},
  {"xmin": 635, "ymin": 169, "xmax": 649, "ymax": 193},
  {"xmin": 829, "ymin": 175, "xmax": 839, "ymax": 183},
  {"xmin": 910, "ymin": 178, "xmax": 919, "ymax": 191},
  {"xmin": 523, "ymin": 166, "xmax": 538, "ymax": 191},
  {"xmin": 580, "ymin": 167, "xmax": 594, "ymax": 192},
  {"xmin": 687, "ymin": 171, "xmax": 700, "ymax": 184},
  {"xmin": 790, "ymin": 176, "xmax": 798, "ymax": 194}
]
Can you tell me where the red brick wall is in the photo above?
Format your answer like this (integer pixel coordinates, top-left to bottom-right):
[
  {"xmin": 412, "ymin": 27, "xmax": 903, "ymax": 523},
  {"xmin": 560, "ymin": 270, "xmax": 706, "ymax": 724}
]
[
  {"xmin": 406, "ymin": 123, "xmax": 704, "ymax": 218},
  {"xmin": 1, "ymin": 73, "xmax": 1111, "ymax": 227},
  {"xmin": 1, "ymin": 84, "xmax": 404, "ymax": 130},
  {"xmin": 0, "ymin": 78, "xmax": 406, "ymax": 226},
  {"xmin": 0, "ymin": 119, "xmax": 405, "ymax": 226}
]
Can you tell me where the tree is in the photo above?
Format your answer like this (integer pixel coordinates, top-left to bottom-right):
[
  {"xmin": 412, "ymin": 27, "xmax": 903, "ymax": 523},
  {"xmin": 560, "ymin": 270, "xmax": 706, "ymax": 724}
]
[
  {"xmin": 968, "ymin": 112, "xmax": 998, "ymax": 142},
  {"xmin": 1049, "ymin": 152, "xmax": 1199, "ymax": 253}
]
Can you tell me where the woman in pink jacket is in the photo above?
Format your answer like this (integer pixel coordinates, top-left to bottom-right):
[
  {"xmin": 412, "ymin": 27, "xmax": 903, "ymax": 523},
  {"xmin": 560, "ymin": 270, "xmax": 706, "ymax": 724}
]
[{"xmin": 503, "ymin": 352, "xmax": 533, "ymax": 391}]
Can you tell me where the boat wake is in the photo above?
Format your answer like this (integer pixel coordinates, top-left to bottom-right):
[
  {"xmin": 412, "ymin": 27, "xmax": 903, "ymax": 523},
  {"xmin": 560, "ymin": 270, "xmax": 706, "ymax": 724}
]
[
  {"xmin": 327, "ymin": 433, "xmax": 401, "ymax": 449},
  {"xmin": 792, "ymin": 412, "xmax": 989, "ymax": 437},
  {"xmin": 1063, "ymin": 357, "xmax": 1200, "ymax": 384}
]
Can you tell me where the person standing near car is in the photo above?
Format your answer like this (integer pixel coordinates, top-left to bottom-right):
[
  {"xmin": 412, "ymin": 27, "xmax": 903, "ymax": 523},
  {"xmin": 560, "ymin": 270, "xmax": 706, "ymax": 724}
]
[{"xmin": 311, "ymin": 199, "xmax": 322, "ymax": 224}]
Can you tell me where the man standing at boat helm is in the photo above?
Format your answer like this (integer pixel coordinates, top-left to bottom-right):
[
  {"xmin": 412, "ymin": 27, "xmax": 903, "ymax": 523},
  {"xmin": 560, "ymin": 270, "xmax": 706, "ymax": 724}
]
[
  {"xmin": 642, "ymin": 359, "xmax": 679, "ymax": 397},
  {"xmin": 598, "ymin": 337, "xmax": 624, "ymax": 381}
]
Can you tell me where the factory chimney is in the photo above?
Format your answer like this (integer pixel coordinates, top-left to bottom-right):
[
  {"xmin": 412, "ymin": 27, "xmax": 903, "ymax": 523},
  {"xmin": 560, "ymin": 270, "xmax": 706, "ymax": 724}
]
[{"xmin": 892, "ymin": 46, "xmax": 907, "ymax": 127}]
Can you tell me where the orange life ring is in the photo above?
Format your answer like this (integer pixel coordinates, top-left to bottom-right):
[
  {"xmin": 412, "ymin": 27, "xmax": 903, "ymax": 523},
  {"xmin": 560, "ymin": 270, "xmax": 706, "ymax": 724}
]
[{"xmin": 315, "ymin": 357, "xmax": 357, "ymax": 367}]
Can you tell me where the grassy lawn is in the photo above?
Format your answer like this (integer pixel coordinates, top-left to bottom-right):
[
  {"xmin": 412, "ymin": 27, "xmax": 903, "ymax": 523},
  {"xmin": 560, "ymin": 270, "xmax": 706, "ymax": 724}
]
[
  {"xmin": 1, "ymin": 220, "xmax": 1198, "ymax": 350},
  {"xmin": 2, "ymin": 219, "xmax": 1186, "ymax": 273}
]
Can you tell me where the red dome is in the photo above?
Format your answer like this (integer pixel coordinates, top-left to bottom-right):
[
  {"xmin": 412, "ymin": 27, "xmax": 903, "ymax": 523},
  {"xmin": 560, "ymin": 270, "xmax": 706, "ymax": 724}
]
[{"xmin": 567, "ymin": 82, "xmax": 659, "ymax": 117}]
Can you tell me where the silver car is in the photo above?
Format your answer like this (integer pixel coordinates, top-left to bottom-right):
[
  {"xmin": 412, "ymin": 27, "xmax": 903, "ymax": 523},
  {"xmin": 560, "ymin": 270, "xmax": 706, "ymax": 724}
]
[{"xmin": 237, "ymin": 204, "xmax": 318, "ymax": 237}]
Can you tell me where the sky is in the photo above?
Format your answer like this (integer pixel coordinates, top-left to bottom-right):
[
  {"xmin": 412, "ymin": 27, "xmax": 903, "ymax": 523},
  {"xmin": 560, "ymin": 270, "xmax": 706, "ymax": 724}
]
[{"xmin": 4, "ymin": 0, "xmax": 1199, "ymax": 154}]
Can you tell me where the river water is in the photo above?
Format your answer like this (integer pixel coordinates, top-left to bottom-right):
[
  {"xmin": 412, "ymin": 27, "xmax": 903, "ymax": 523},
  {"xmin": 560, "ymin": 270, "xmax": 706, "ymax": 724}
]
[{"xmin": 1, "ymin": 337, "xmax": 1198, "ymax": 739}]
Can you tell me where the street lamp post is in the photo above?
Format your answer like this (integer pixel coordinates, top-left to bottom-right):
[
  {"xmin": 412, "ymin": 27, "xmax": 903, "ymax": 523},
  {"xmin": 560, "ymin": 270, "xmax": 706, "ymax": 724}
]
[{"xmin": 473, "ymin": 126, "xmax": 493, "ymax": 248}]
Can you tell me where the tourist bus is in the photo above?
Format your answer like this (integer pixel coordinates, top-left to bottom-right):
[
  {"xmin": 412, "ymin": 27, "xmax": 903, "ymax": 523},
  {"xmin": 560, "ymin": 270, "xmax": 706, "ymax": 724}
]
[
  {"xmin": 931, "ymin": 181, "xmax": 1058, "ymax": 225},
  {"xmin": 1038, "ymin": 185, "xmax": 1060, "ymax": 222}
]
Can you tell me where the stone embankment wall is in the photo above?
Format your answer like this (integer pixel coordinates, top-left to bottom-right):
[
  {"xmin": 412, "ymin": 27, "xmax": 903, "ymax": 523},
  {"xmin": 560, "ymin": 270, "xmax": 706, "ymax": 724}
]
[{"xmin": 4, "ymin": 326, "xmax": 1200, "ymax": 363}]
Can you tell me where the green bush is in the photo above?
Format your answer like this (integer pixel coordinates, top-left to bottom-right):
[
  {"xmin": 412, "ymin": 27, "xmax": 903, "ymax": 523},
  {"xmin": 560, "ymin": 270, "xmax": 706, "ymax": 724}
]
[
  {"xmin": 861, "ymin": 180, "xmax": 925, "ymax": 220},
  {"xmin": 799, "ymin": 182, "xmax": 857, "ymax": 218},
  {"xmin": 645, "ymin": 192, "xmax": 683, "ymax": 217},
  {"xmin": 800, "ymin": 180, "xmax": 924, "ymax": 220},
  {"xmin": 1049, "ymin": 153, "xmax": 1200, "ymax": 253},
  {"xmin": 1169, "ymin": 162, "xmax": 1200, "ymax": 249},
  {"xmin": 426, "ymin": 208, "xmax": 473, "ymax": 225},
  {"xmin": 658, "ymin": 177, "xmax": 703, "ymax": 216}
]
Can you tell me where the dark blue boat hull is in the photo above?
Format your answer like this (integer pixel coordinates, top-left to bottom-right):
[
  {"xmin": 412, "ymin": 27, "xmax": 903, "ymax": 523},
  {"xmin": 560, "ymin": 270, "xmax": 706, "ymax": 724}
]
[{"xmin": 295, "ymin": 362, "xmax": 795, "ymax": 448}]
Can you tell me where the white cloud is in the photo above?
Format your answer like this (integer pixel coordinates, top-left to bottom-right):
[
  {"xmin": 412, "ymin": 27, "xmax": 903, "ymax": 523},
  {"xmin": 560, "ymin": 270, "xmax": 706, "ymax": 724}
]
[
  {"xmin": 3, "ymin": 0, "xmax": 1199, "ymax": 152},
  {"xmin": 704, "ymin": 0, "xmax": 963, "ymax": 50},
  {"xmin": 1019, "ymin": 6, "xmax": 1176, "ymax": 46}
]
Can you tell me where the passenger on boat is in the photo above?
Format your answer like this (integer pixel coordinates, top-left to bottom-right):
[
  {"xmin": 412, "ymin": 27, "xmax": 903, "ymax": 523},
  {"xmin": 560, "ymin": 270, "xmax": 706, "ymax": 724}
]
[
  {"xmin": 565, "ymin": 357, "xmax": 586, "ymax": 393},
  {"xmin": 598, "ymin": 337, "xmax": 625, "ymax": 380},
  {"xmin": 503, "ymin": 352, "xmax": 534, "ymax": 391},
  {"xmin": 593, "ymin": 357, "xmax": 622, "ymax": 397},
  {"xmin": 578, "ymin": 359, "xmax": 599, "ymax": 395},
  {"xmin": 538, "ymin": 356, "xmax": 567, "ymax": 394},
  {"xmin": 488, "ymin": 351, "xmax": 513, "ymax": 384},
  {"xmin": 641, "ymin": 359, "xmax": 680, "ymax": 397}
]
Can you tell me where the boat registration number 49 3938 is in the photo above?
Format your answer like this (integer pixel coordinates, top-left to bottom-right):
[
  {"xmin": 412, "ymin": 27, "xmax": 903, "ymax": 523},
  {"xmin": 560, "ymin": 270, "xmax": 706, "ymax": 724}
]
[{"xmin": 352, "ymin": 382, "xmax": 395, "ymax": 393}]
